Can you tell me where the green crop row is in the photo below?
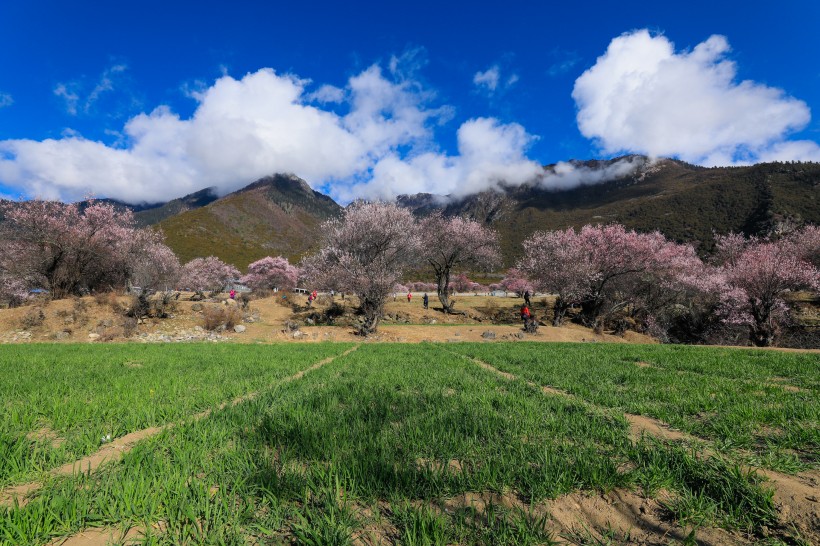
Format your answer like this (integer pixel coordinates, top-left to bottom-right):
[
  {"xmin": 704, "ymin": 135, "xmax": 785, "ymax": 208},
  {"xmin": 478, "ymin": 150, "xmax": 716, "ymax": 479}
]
[
  {"xmin": 0, "ymin": 343, "xmax": 353, "ymax": 487},
  {"xmin": 449, "ymin": 342, "xmax": 820, "ymax": 472},
  {"xmin": 0, "ymin": 343, "xmax": 786, "ymax": 545}
]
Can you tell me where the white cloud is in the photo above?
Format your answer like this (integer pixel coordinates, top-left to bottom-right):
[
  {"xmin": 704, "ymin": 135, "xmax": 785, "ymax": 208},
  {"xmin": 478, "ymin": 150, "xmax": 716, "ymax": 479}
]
[
  {"xmin": 308, "ymin": 84, "xmax": 345, "ymax": 103},
  {"xmin": 54, "ymin": 83, "xmax": 80, "ymax": 115},
  {"xmin": 473, "ymin": 64, "xmax": 518, "ymax": 96},
  {"xmin": 538, "ymin": 156, "xmax": 645, "ymax": 190},
  {"xmin": 0, "ymin": 66, "xmax": 543, "ymax": 204},
  {"xmin": 573, "ymin": 30, "xmax": 820, "ymax": 164},
  {"xmin": 53, "ymin": 64, "xmax": 131, "ymax": 116},
  {"xmin": 473, "ymin": 66, "xmax": 500, "ymax": 92},
  {"xmin": 0, "ymin": 93, "xmax": 12, "ymax": 108},
  {"xmin": 335, "ymin": 117, "xmax": 543, "ymax": 202}
]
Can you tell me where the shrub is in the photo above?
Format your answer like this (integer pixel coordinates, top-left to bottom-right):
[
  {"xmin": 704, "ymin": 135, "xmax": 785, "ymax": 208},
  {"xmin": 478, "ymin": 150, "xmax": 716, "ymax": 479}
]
[
  {"xmin": 20, "ymin": 307, "xmax": 45, "ymax": 329},
  {"xmin": 202, "ymin": 305, "xmax": 243, "ymax": 331}
]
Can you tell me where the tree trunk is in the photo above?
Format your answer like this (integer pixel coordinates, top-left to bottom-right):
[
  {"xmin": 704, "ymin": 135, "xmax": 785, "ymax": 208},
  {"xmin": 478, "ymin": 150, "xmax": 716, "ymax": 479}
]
[
  {"xmin": 358, "ymin": 298, "xmax": 383, "ymax": 336},
  {"xmin": 749, "ymin": 299, "xmax": 776, "ymax": 347},
  {"xmin": 580, "ymin": 295, "xmax": 604, "ymax": 329},
  {"xmin": 436, "ymin": 269, "xmax": 453, "ymax": 313},
  {"xmin": 552, "ymin": 296, "xmax": 570, "ymax": 326}
]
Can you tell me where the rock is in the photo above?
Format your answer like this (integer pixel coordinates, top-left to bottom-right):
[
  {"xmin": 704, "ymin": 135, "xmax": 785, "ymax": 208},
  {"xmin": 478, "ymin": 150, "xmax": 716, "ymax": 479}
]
[
  {"xmin": 481, "ymin": 331, "xmax": 496, "ymax": 339},
  {"xmin": 428, "ymin": 319, "xmax": 437, "ymax": 325},
  {"xmin": 233, "ymin": 325, "xmax": 246, "ymax": 333},
  {"xmin": 88, "ymin": 333, "xmax": 100, "ymax": 340},
  {"xmin": 292, "ymin": 331, "xmax": 302, "ymax": 338},
  {"xmin": 515, "ymin": 332, "xmax": 525, "ymax": 339},
  {"xmin": 284, "ymin": 320, "xmax": 300, "ymax": 332},
  {"xmin": 305, "ymin": 318, "xmax": 315, "ymax": 325},
  {"xmin": 54, "ymin": 331, "xmax": 70, "ymax": 340},
  {"xmin": 191, "ymin": 303, "xmax": 203, "ymax": 312}
]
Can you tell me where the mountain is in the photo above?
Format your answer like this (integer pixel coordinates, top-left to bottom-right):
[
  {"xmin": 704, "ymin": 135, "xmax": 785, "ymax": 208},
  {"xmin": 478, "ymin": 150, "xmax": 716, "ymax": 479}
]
[
  {"xmin": 155, "ymin": 174, "xmax": 342, "ymax": 269},
  {"xmin": 133, "ymin": 187, "xmax": 220, "ymax": 227},
  {"xmin": 397, "ymin": 157, "xmax": 820, "ymax": 264}
]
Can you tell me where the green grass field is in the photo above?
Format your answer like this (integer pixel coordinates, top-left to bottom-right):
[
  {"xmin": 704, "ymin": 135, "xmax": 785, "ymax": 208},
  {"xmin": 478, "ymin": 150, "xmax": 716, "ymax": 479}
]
[{"xmin": 0, "ymin": 342, "xmax": 817, "ymax": 545}]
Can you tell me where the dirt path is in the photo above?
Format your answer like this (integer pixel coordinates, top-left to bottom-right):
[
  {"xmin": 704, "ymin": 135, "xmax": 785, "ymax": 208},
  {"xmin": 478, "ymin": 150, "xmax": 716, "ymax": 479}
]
[
  {"xmin": 0, "ymin": 345, "xmax": 359, "ymax": 509},
  {"xmin": 458, "ymin": 352, "xmax": 820, "ymax": 543}
]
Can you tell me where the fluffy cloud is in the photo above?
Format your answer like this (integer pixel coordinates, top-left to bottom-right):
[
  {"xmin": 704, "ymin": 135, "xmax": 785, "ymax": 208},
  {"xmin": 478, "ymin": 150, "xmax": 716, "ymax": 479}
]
[
  {"xmin": 0, "ymin": 93, "xmax": 12, "ymax": 108},
  {"xmin": 0, "ymin": 66, "xmax": 542, "ymax": 204},
  {"xmin": 538, "ymin": 156, "xmax": 645, "ymax": 190},
  {"xmin": 336, "ymin": 117, "xmax": 543, "ymax": 202},
  {"xmin": 573, "ymin": 30, "xmax": 820, "ymax": 164}
]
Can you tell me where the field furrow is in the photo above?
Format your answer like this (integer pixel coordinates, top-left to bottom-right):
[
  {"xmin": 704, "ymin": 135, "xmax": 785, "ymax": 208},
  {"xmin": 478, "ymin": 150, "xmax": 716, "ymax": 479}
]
[{"xmin": 3, "ymin": 343, "xmax": 809, "ymax": 545}]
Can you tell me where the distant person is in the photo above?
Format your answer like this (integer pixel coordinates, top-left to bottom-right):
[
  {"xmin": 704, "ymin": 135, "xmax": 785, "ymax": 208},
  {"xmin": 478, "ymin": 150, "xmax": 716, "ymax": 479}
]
[
  {"xmin": 330, "ymin": 289, "xmax": 335, "ymax": 299},
  {"xmin": 307, "ymin": 293, "xmax": 313, "ymax": 306},
  {"xmin": 423, "ymin": 293, "xmax": 429, "ymax": 309},
  {"xmin": 524, "ymin": 290, "xmax": 531, "ymax": 307},
  {"xmin": 407, "ymin": 292, "xmax": 412, "ymax": 303},
  {"xmin": 312, "ymin": 290, "xmax": 318, "ymax": 301},
  {"xmin": 229, "ymin": 289, "xmax": 236, "ymax": 300},
  {"xmin": 520, "ymin": 304, "xmax": 531, "ymax": 323}
]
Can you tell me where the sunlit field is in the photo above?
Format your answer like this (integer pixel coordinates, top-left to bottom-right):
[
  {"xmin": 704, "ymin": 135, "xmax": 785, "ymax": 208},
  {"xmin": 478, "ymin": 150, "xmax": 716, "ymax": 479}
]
[{"xmin": 1, "ymin": 343, "xmax": 817, "ymax": 545}]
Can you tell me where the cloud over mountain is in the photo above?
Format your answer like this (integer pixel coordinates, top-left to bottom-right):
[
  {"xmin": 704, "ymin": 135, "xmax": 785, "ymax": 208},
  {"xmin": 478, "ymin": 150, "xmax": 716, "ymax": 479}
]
[
  {"xmin": 573, "ymin": 29, "xmax": 820, "ymax": 165},
  {"xmin": 0, "ymin": 63, "xmax": 538, "ymax": 204}
]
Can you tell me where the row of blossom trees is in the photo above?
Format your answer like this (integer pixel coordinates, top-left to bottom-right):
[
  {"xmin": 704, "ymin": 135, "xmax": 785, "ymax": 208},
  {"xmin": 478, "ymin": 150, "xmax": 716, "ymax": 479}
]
[
  {"xmin": 517, "ymin": 224, "xmax": 820, "ymax": 346},
  {"xmin": 0, "ymin": 199, "xmax": 302, "ymax": 305},
  {"xmin": 301, "ymin": 202, "xmax": 500, "ymax": 334},
  {"xmin": 0, "ymin": 200, "xmax": 180, "ymax": 300},
  {"xmin": 2, "ymin": 198, "xmax": 818, "ymax": 345}
]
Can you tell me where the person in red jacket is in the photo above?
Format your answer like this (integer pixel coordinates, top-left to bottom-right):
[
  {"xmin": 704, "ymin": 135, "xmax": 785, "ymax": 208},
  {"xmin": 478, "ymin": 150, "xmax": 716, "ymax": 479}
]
[
  {"xmin": 407, "ymin": 292, "xmax": 412, "ymax": 303},
  {"xmin": 520, "ymin": 304, "xmax": 531, "ymax": 323}
]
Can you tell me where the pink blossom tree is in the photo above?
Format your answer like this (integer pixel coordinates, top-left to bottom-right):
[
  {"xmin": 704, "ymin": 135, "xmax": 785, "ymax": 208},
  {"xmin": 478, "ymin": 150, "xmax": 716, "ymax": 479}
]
[
  {"xmin": 499, "ymin": 268, "xmax": 533, "ymax": 298},
  {"xmin": 241, "ymin": 256, "xmax": 299, "ymax": 292},
  {"xmin": 180, "ymin": 256, "xmax": 241, "ymax": 295},
  {"xmin": 0, "ymin": 199, "xmax": 179, "ymax": 298},
  {"xmin": 0, "ymin": 274, "xmax": 28, "ymax": 308},
  {"xmin": 420, "ymin": 213, "xmax": 500, "ymax": 312},
  {"xmin": 519, "ymin": 225, "xmax": 703, "ymax": 330},
  {"xmin": 784, "ymin": 225, "xmax": 820, "ymax": 268},
  {"xmin": 716, "ymin": 236, "xmax": 820, "ymax": 346},
  {"xmin": 301, "ymin": 202, "xmax": 422, "ymax": 335},
  {"xmin": 450, "ymin": 273, "xmax": 474, "ymax": 293}
]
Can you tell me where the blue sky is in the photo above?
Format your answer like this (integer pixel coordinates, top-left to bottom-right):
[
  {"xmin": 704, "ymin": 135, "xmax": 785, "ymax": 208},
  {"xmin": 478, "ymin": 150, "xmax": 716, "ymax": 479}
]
[{"xmin": 1, "ymin": 0, "xmax": 819, "ymax": 204}]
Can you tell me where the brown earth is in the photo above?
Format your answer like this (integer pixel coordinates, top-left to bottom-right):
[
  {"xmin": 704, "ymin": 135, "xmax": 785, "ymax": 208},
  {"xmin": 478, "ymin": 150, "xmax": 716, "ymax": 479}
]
[{"xmin": 0, "ymin": 292, "xmax": 657, "ymax": 345}]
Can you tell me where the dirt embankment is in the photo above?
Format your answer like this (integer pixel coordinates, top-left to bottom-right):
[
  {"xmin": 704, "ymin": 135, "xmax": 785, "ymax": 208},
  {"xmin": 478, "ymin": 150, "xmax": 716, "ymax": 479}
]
[{"xmin": 0, "ymin": 292, "xmax": 657, "ymax": 345}]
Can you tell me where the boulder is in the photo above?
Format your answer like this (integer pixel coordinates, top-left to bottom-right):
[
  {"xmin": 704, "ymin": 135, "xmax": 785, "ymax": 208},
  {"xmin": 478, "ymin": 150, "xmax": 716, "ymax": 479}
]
[{"xmin": 233, "ymin": 325, "xmax": 246, "ymax": 333}]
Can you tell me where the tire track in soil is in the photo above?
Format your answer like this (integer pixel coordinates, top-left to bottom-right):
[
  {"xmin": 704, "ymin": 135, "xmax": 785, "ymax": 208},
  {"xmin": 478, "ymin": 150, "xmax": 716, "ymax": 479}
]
[
  {"xmin": 460, "ymin": 352, "xmax": 820, "ymax": 543},
  {"xmin": 0, "ymin": 345, "xmax": 360, "ymax": 509}
]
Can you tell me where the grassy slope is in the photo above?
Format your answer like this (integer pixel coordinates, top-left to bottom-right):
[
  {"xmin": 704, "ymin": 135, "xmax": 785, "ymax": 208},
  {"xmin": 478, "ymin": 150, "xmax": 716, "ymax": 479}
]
[{"xmin": 156, "ymin": 175, "xmax": 342, "ymax": 269}]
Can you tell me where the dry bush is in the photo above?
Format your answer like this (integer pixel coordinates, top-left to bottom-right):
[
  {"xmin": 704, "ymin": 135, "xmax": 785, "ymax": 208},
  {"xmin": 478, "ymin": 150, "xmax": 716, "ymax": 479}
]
[
  {"xmin": 20, "ymin": 307, "xmax": 45, "ymax": 328},
  {"xmin": 98, "ymin": 327, "xmax": 123, "ymax": 342},
  {"xmin": 121, "ymin": 317, "xmax": 138, "ymax": 338},
  {"xmin": 125, "ymin": 292, "xmax": 176, "ymax": 319},
  {"xmin": 93, "ymin": 291, "xmax": 124, "ymax": 314},
  {"xmin": 202, "ymin": 305, "xmax": 243, "ymax": 331},
  {"xmin": 71, "ymin": 297, "xmax": 89, "ymax": 326},
  {"xmin": 249, "ymin": 288, "xmax": 272, "ymax": 300}
]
